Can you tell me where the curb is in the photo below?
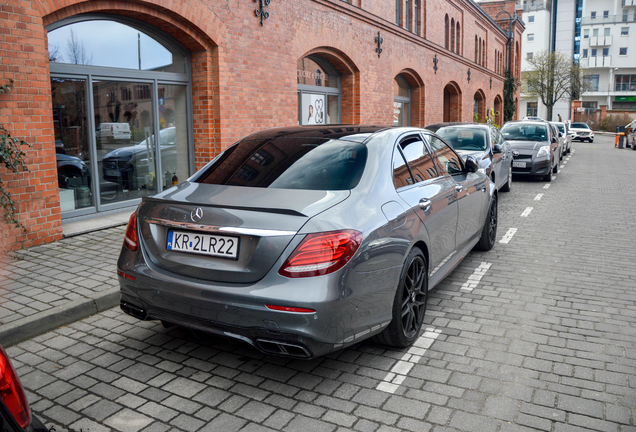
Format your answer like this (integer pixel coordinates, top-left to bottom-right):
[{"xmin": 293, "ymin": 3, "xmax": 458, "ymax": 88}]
[{"xmin": 0, "ymin": 289, "xmax": 120, "ymax": 347}]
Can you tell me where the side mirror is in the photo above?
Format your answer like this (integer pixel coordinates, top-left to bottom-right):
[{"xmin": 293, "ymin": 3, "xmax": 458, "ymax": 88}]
[
  {"xmin": 464, "ymin": 156, "xmax": 479, "ymax": 173},
  {"xmin": 493, "ymin": 144, "xmax": 503, "ymax": 154},
  {"xmin": 551, "ymin": 137, "xmax": 557, "ymax": 144}
]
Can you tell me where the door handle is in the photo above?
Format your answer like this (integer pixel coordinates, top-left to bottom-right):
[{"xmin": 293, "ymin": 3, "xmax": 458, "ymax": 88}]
[
  {"xmin": 455, "ymin": 184, "xmax": 464, "ymax": 192},
  {"xmin": 419, "ymin": 198, "xmax": 432, "ymax": 212}
]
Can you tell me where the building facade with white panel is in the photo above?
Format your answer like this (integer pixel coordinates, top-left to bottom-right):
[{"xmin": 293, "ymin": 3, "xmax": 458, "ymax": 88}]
[{"xmin": 514, "ymin": 0, "xmax": 636, "ymax": 121}]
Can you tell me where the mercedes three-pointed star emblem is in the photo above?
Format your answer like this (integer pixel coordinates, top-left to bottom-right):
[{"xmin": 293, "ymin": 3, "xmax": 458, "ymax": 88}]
[{"xmin": 190, "ymin": 207, "xmax": 203, "ymax": 223}]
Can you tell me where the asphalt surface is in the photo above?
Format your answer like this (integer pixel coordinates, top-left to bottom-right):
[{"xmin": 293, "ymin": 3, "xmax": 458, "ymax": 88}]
[{"xmin": 5, "ymin": 133, "xmax": 636, "ymax": 432}]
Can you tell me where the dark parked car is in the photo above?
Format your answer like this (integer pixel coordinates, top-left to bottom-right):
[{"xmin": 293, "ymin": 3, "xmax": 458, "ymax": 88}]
[
  {"xmin": 117, "ymin": 126, "xmax": 498, "ymax": 359},
  {"xmin": 102, "ymin": 127, "xmax": 176, "ymax": 190},
  {"xmin": 0, "ymin": 344, "xmax": 47, "ymax": 432},
  {"xmin": 56, "ymin": 152, "xmax": 91, "ymax": 189},
  {"xmin": 500, "ymin": 121, "xmax": 560, "ymax": 182},
  {"xmin": 425, "ymin": 122, "xmax": 513, "ymax": 192}
]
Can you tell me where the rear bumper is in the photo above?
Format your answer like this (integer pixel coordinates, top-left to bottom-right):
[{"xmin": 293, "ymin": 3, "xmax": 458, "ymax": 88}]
[{"xmin": 117, "ymin": 254, "xmax": 398, "ymax": 359}]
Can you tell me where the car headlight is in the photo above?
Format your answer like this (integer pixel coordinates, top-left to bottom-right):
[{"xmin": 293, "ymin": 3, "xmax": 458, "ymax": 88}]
[{"xmin": 536, "ymin": 145, "xmax": 551, "ymax": 158}]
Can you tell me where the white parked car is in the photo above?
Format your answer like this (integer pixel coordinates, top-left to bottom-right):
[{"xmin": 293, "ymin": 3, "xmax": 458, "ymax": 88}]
[
  {"xmin": 550, "ymin": 121, "xmax": 571, "ymax": 155},
  {"xmin": 568, "ymin": 122, "xmax": 594, "ymax": 143},
  {"xmin": 523, "ymin": 116, "xmax": 545, "ymax": 122}
]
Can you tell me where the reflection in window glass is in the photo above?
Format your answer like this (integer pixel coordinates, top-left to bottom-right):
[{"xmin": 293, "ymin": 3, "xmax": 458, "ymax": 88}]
[
  {"xmin": 393, "ymin": 147, "xmax": 413, "ymax": 188},
  {"xmin": 96, "ymin": 80, "xmax": 157, "ymax": 203},
  {"xmin": 51, "ymin": 78, "xmax": 93, "ymax": 211},
  {"xmin": 428, "ymin": 136, "xmax": 462, "ymax": 175},
  {"xmin": 400, "ymin": 138, "xmax": 437, "ymax": 181},
  {"xmin": 297, "ymin": 57, "xmax": 338, "ymax": 89},
  {"xmin": 435, "ymin": 127, "xmax": 488, "ymax": 152},
  {"xmin": 48, "ymin": 20, "xmax": 185, "ymax": 73},
  {"xmin": 158, "ymin": 84, "xmax": 189, "ymax": 189},
  {"xmin": 197, "ymin": 138, "xmax": 367, "ymax": 190}
]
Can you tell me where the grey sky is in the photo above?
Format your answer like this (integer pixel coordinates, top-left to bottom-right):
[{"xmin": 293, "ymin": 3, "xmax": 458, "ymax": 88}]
[{"xmin": 48, "ymin": 20, "xmax": 176, "ymax": 70}]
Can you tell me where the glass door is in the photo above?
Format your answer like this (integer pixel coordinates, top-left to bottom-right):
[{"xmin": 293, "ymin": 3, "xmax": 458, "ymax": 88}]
[
  {"xmin": 51, "ymin": 78, "xmax": 93, "ymax": 212},
  {"xmin": 94, "ymin": 80, "xmax": 157, "ymax": 204}
]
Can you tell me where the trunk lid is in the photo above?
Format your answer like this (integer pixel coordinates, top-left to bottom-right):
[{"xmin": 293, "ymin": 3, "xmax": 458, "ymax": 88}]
[{"xmin": 137, "ymin": 182, "xmax": 349, "ymax": 283}]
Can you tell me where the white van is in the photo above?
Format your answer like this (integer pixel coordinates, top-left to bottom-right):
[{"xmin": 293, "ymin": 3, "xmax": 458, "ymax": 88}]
[{"xmin": 96, "ymin": 123, "xmax": 132, "ymax": 142}]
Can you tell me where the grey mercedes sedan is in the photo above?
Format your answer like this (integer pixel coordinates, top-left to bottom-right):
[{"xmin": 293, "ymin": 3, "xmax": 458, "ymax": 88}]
[{"xmin": 118, "ymin": 126, "xmax": 497, "ymax": 358}]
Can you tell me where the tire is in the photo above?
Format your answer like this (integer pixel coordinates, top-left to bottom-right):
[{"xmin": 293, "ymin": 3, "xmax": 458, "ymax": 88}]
[
  {"xmin": 476, "ymin": 194, "xmax": 497, "ymax": 251},
  {"xmin": 553, "ymin": 160, "xmax": 559, "ymax": 174},
  {"xmin": 543, "ymin": 172, "xmax": 552, "ymax": 182},
  {"xmin": 500, "ymin": 166, "xmax": 512, "ymax": 192},
  {"xmin": 374, "ymin": 248, "xmax": 428, "ymax": 348},
  {"xmin": 589, "ymin": 139, "xmax": 594, "ymax": 143}
]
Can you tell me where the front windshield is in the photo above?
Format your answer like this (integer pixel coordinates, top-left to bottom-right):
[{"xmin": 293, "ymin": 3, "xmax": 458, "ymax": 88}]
[
  {"xmin": 570, "ymin": 123, "xmax": 589, "ymax": 129},
  {"xmin": 434, "ymin": 127, "xmax": 488, "ymax": 151},
  {"xmin": 501, "ymin": 124, "xmax": 548, "ymax": 141}
]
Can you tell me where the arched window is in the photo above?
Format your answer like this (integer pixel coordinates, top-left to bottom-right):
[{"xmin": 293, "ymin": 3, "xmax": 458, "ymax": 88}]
[
  {"xmin": 478, "ymin": 38, "xmax": 482, "ymax": 65},
  {"xmin": 456, "ymin": 24, "xmax": 461, "ymax": 55},
  {"xmin": 445, "ymin": 15, "xmax": 449, "ymax": 49},
  {"xmin": 297, "ymin": 55, "xmax": 341, "ymax": 125},
  {"xmin": 475, "ymin": 36, "xmax": 478, "ymax": 62},
  {"xmin": 394, "ymin": 75, "xmax": 412, "ymax": 126},
  {"xmin": 451, "ymin": 19, "xmax": 455, "ymax": 53},
  {"xmin": 48, "ymin": 16, "xmax": 192, "ymax": 215}
]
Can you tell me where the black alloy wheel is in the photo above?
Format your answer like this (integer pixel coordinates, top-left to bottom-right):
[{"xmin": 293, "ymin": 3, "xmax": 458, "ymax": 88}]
[
  {"xmin": 477, "ymin": 194, "xmax": 497, "ymax": 251},
  {"xmin": 374, "ymin": 248, "xmax": 428, "ymax": 348},
  {"xmin": 400, "ymin": 255, "xmax": 427, "ymax": 340}
]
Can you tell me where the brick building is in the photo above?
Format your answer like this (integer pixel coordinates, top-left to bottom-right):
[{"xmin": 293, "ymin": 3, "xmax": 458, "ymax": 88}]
[{"xmin": 0, "ymin": 0, "xmax": 523, "ymax": 252}]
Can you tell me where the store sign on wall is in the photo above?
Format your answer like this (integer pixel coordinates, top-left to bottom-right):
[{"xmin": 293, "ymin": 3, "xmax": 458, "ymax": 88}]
[
  {"xmin": 297, "ymin": 69, "xmax": 329, "ymax": 86},
  {"xmin": 615, "ymin": 96, "xmax": 636, "ymax": 102}
]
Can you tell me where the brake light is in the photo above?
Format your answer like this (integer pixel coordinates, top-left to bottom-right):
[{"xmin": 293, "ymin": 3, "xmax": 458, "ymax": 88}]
[
  {"xmin": 279, "ymin": 230, "xmax": 362, "ymax": 278},
  {"xmin": 117, "ymin": 270, "xmax": 136, "ymax": 281},
  {"xmin": 266, "ymin": 305, "xmax": 316, "ymax": 313},
  {"xmin": 0, "ymin": 345, "xmax": 32, "ymax": 429},
  {"xmin": 124, "ymin": 213, "xmax": 138, "ymax": 251}
]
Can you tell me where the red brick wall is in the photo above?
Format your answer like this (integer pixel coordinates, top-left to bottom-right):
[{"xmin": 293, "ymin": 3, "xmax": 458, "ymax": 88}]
[{"xmin": 1, "ymin": 0, "xmax": 510, "ymax": 252}]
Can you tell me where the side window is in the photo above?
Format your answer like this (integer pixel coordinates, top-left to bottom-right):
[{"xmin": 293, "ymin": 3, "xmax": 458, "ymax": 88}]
[
  {"xmin": 428, "ymin": 135, "xmax": 463, "ymax": 175},
  {"xmin": 393, "ymin": 146, "xmax": 414, "ymax": 189},
  {"xmin": 399, "ymin": 135, "xmax": 438, "ymax": 182},
  {"xmin": 490, "ymin": 128, "xmax": 498, "ymax": 149}
]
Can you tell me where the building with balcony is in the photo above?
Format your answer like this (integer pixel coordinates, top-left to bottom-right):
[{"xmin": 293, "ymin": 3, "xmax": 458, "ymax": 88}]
[{"xmin": 511, "ymin": 0, "xmax": 636, "ymax": 120}]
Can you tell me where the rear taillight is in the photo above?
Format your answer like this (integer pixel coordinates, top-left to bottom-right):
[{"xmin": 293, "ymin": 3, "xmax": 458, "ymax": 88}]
[
  {"xmin": 0, "ymin": 345, "xmax": 32, "ymax": 429},
  {"xmin": 124, "ymin": 213, "xmax": 138, "ymax": 251},
  {"xmin": 279, "ymin": 230, "xmax": 362, "ymax": 278}
]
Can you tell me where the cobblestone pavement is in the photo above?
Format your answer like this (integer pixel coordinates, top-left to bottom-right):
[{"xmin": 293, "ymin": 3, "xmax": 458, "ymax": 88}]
[{"xmin": 6, "ymin": 134, "xmax": 636, "ymax": 432}]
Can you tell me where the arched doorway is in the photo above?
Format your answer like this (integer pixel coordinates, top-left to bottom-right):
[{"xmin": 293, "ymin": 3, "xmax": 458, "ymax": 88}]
[
  {"xmin": 48, "ymin": 15, "xmax": 193, "ymax": 216},
  {"xmin": 494, "ymin": 95, "xmax": 503, "ymax": 126},
  {"xmin": 297, "ymin": 48, "xmax": 359, "ymax": 124},
  {"xmin": 474, "ymin": 90, "xmax": 486, "ymax": 122},
  {"xmin": 443, "ymin": 82, "xmax": 462, "ymax": 122}
]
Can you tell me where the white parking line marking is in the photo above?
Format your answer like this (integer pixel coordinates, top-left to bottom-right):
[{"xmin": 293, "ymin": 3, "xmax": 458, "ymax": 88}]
[
  {"xmin": 376, "ymin": 327, "xmax": 442, "ymax": 393},
  {"xmin": 560, "ymin": 165, "xmax": 565, "ymax": 169},
  {"xmin": 460, "ymin": 262, "xmax": 492, "ymax": 292},
  {"xmin": 499, "ymin": 228, "xmax": 518, "ymax": 244},
  {"xmin": 534, "ymin": 193, "xmax": 543, "ymax": 201},
  {"xmin": 543, "ymin": 184, "xmax": 551, "ymax": 189},
  {"xmin": 521, "ymin": 207, "xmax": 533, "ymax": 217}
]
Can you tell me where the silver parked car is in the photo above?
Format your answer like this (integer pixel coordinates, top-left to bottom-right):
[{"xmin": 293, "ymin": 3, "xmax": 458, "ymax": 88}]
[
  {"xmin": 550, "ymin": 121, "xmax": 571, "ymax": 155},
  {"xmin": 425, "ymin": 123, "xmax": 513, "ymax": 193},
  {"xmin": 501, "ymin": 121, "xmax": 560, "ymax": 182},
  {"xmin": 117, "ymin": 126, "xmax": 497, "ymax": 358}
]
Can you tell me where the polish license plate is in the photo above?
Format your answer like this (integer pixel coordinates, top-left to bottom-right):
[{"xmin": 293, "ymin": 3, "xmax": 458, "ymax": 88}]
[
  {"xmin": 106, "ymin": 169, "xmax": 118, "ymax": 177},
  {"xmin": 167, "ymin": 230, "xmax": 239, "ymax": 259},
  {"xmin": 512, "ymin": 161, "xmax": 526, "ymax": 168}
]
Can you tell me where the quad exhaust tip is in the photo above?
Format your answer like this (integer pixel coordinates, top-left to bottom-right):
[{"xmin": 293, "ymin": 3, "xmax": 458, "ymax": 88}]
[
  {"xmin": 121, "ymin": 301, "xmax": 147, "ymax": 320},
  {"xmin": 256, "ymin": 339, "xmax": 311, "ymax": 358}
]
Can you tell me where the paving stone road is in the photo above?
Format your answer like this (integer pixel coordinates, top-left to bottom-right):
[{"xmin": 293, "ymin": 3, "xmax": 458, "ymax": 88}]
[{"xmin": 6, "ymin": 133, "xmax": 636, "ymax": 432}]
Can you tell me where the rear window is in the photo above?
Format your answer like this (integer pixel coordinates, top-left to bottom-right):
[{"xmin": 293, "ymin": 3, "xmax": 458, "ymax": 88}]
[
  {"xmin": 196, "ymin": 137, "xmax": 367, "ymax": 190},
  {"xmin": 434, "ymin": 127, "xmax": 488, "ymax": 151},
  {"xmin": 501, "ymin": 124, "xmax": 548, "ymax": 141}
]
